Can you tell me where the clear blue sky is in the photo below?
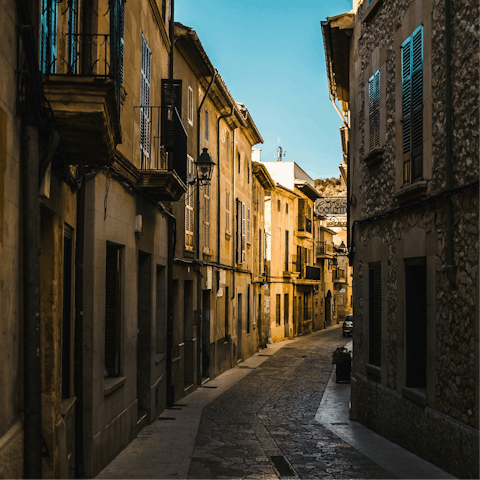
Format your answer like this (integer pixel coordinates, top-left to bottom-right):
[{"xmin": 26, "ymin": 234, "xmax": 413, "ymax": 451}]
[{"xmin": 175, "ymin": 0, "xmax": 351, "ymax": 180}]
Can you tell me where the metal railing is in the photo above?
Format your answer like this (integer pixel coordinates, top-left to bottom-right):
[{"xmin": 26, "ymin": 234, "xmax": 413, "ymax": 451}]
[
  {"xmin": 316, "ymin": 241, "xmax": 334, "ymax": 255},
  {"xmin": 62, "ymin": 33, "xmax": 112, "ymax": 76}
]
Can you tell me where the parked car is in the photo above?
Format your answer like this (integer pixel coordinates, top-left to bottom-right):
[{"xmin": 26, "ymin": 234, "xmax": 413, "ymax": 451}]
[{"xmin": 342, "ymin": 314, "xmax": 353, "ymax": 337}]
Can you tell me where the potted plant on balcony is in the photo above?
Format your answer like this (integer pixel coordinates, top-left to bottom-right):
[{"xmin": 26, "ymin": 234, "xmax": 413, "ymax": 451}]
[{"xmin": 332, "ymin": 346, "xmax": 352, "ymax": 383}]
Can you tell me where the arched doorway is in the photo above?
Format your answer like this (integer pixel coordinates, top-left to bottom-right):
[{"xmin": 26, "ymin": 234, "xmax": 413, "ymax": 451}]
[{"xmin": 325, "ymin": 291, "xmax": 332, "ymax": 327}]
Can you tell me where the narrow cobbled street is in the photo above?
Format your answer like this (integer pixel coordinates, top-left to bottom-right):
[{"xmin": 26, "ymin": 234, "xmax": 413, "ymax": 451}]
[
  {"xmin": 97, "ymin": 326, "xmax": 453, "ymax": 479},
  {"xmin": 187, "ymin": 327, "xmax": 390, "ymax": 479}
]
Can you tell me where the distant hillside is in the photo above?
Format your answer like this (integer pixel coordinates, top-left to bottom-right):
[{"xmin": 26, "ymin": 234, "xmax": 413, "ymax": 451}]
[{"xmin": 314, "ymin": 176, "xmax": 346, "ymax": 197}]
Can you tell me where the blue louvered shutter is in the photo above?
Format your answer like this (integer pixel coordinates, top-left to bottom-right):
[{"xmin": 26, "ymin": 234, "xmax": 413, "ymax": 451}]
[
  {"xmin": 110, "ymin": 0, "xmax": 125, "ymax": 110},
  {"xmin": 40, "ymin": 0, "xmax": 58, "ymax": 74},
  {"xmin": 140, "ymin": 34, "xmax": 152, "ymax": 168},
  {"xmin": 401, "ymin": 25, "xmax": 423, "ymax": 184},
  {"xmin": 368, "ymin": 69, "xmax": 380, "ymax": 150}
]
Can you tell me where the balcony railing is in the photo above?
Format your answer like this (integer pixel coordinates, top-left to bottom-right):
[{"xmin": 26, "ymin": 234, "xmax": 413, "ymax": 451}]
[
  {"xmin": 297, "ymin": 217, "xmax": 312, "ymax": 234},
  {"xmin": 316, "ymin": 241, "xmax": 334, "ymax": 256}
]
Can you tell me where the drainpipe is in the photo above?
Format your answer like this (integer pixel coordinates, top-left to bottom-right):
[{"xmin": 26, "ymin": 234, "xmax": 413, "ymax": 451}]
[
  {"xmin": 231, "ymin": 129, "xmax": 236, "ymax": 365},
  {"xmin": 445, "ymin": 0, "xmax": 454, "ymax": 275},
  {"xmin": 196, "ymin": 73, "xmax": 216, "ymax": 384},
  {"xmin": 216, "ymin": 105, "xmax": 234, "ymax": 265},
  {"xmin": 23, "ymin": 125, "xmax": 42, "ymax": 480},
  {"xmin": 166, "ymin": 0, "xmax": 175, "ymax": 407},
  {"xmin": 15, "ymin": 0, "xmax": 43, "ymax": 476}
]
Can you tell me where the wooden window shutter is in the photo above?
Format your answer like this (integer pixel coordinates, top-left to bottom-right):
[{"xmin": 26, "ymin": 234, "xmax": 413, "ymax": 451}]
[
  {"xmin": 368, "ymin": 70, "xmax": 380, "ymax": 150},
  {"xmin": 402, "ymin": 25, "xmax": 423, "ymax": 184},
  {"xmin": 67, "ymin": 0, "xmax": 79, "ymax": 73},
  {"xmin": 161, "ymin": 79, "xmax": 182, "ymax": 152},
  {"xmin": 298, "ymin": 198, "xmax": 305, "ymax": 231},
  {"xmin": 105, "ymin": 245, "xmax": 122, "ymax": 376},
  {"xmin": 140, "ymin": 35, "xmax": 152, "ymax": 167},
  {"xmin": 369, "ymin": 263, "xmax": 382, "ymax": 367},
  {"xmin": 241, "ymin": 202, "xmax": 246, "ymax": 263}
]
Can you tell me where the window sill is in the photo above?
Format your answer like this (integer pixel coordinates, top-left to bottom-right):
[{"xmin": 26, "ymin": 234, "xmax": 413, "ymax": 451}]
[
  {"xmin": 172, "ymin": 356, "xmax": 182, "ymax": 364},
  {"xmin": 104, "ymin": 376, "xmax": 126, "ymax": 396},
  {"xmin": 361, "ymin": 147, "xmax": 384, "ymax": 167},
  {"xmin": 156, "ymin": 353, "xmax": 166, "ymax": 365},
  {"xmin": 363, "ymin": 0, "xmax": 383, "ymax": 22},
  {"xmin": 366, "ymin": 363, "xmax": 381, "ymax": 379},
  {"xmin": 401, "ymin": 386, "xmax": 426, "ymax": 406},
  {"xmin": 394, "ymin": 180, "xmax": 427, "ymax": 205}
]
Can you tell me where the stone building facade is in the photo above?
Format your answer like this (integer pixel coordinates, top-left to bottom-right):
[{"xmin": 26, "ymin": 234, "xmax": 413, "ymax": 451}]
[{"xmin": 322, "ymin": 0, "xmax": 479, "ymax": 477}]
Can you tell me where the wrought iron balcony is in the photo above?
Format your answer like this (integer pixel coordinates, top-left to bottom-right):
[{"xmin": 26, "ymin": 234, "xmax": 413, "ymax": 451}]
[
  {"xmin": 136, "ymin": 106, "xmax": 187, "ymax": 202},
  {"xmin": 42, "ymin": 33, "xmax": 121, "ymax": 166},
  {"xmin": 296, "ymin": 217, "xmax": 313, "ymax": 237}
]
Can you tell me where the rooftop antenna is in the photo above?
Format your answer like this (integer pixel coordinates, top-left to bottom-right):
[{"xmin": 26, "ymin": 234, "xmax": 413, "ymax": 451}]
[{"xmin": 276, "ymin": 145, "xmax": 286, "ymax": 162}]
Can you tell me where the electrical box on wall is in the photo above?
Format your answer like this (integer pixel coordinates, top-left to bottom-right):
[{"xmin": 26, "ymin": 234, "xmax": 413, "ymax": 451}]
[{"xmin": 135, "ymin": 214, "xmax": 143, "ymax": 234}]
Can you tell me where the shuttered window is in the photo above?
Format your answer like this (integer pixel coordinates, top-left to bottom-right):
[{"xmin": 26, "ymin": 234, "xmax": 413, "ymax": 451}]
[
  {"xmin": 226, "ymin": 191, "xmax": 230, "ymax": 234},
  {"xmin": 247, "ymin": 208, "xmax": 250, "ymax": 244},
  {"xmin": 405, "ymin": 258, "xmax": 427, "ymax": 388},
  {"xmin": 110, "ymin": 0, "xmax": 125, "ymax": 108},
  {"xmin": 368, "ymin": 70, "xmax": 380, "ymax": 150},
  {"xmin": 185, "ymin": 155, "xmax": 194, "ymax": 250},
  {"xmin": 285, "ymin": 230, "xmax": 289, "ymax": 271},
  {"xmin": 140, "ymin": 34, "xmax": 152, "ymax": 168},
  {"xmin": 203, "ymin": 184, "xmax": 210, "ymax": 249},
  {"xmin": 236, "ymin": 199, "xmax": 246, "ymax": 263},
  {"xmin": 369, "ymin": 263, "xmax": 382, "ymax": 367},
  {"xmin": 188, "ymin": 87, "xmax": 193, "ymax": 125},
  {"xmin": 276, "ymin": 294, "xmax": 281, "ymax": 325},
  {"xmin": 297, "ymin": 198, "xmax": 305, "ymax": 231},
  {"xmin": 67, "ymin": 0, "xmax": 79, "ymax": 74},
  {"xmin": 105, "ymin": 244, "xmax": 122, "ymax": 377},
  {"xmin": 402, "ymin": 25, "xmax": 423, "ymax": 185},
  {"xmin": 40, "ymin": 0, "xmax": 58, "ymax": 74}
]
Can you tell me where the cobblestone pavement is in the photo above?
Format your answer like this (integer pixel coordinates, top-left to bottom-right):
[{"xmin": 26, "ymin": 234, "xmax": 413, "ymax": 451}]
[{"xmin": 188, "ymin": 329, "xmax": 395, "ymax": 479}]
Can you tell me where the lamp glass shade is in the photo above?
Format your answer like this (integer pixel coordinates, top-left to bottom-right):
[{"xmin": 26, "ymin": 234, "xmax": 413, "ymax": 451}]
[{"xmin": 196, "ymin": 148, "xmax": 215, "ymax": 184}]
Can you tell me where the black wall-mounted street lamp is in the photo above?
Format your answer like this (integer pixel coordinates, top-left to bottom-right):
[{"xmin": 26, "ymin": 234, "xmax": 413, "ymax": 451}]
[
  {"xmin": 195, "ymin": 148, "xmax": 216, "ymax": 185},
  {"xmin": 335, "ymin": 241, "xmax": 349, "ymax": 256}
]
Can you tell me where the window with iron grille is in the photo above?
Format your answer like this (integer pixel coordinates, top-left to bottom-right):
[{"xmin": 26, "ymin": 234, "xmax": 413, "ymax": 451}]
[
  {"xmin": 188, "ymin": 86, "xmax": 193, "ymax": 125},
  {"xmin": 104, "ymin": 244, "xmax": 123, "ymax": 377},
  {"xmin": 40, "ymin": 0, "xmax": 58, "ymax": 74},
  {"xmin": 369, "ymin": 263, "xmax": 381, "ymax": 367},
  {"xmin": 405, "ymin": 258, "xmax": 427, "ymax": 388},
  {"xmin": 203, "ymin": 184, "xmax": 210, "ymax": 249},
  {"xmin": 402, "ymin": 25, "xmax": 423, "ymax": 185},
  {"xmin": 140, "ymin": 34, "xmax": 152, "ymax": 167},
  {"xmin": 368, "ymin": 70, "xmax": 380, "ymax": 150},
  {"xmin": 185, "ymin": 155, "xmax": 194, "ymax": 250}
]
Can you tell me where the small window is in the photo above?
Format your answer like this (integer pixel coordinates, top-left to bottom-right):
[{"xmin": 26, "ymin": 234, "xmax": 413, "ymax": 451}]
[
  {"xmin": 237, "ymin": 152, "xmax": 241, "ymax": 174},
  {"xmin": 205, "ymin": 109, "xmax": 209, "ymax": 141},
  {"xmin": 368, "ymin": 70, "xmax": 380, "ymax": 151},
  {"xmin": 401, "ymin": 25, "xmax": 423, "ymax": 185},
  {"xmin": 276, "ymin": 294, "xmax": 281, "ymax": 325},
  {"xmin": 405, "ymin": 258, "xmax": 427, "ymax": 388},
  {"xmin": 203, "ymin": 184, "xmax": 210, "ymax": 249},
  {"xmin": 188, "ymin": 86, "xmax": 193, "ymax": 125},
  {"xmin": 286, "ymin": 203, "xmax": 289, "ymax": 214},
  {"xmin": 185, "ymin": 155, "xmax": 195, "ymax": 250},
  {"xmin": 247, "ymin": 208, "xmax": 250, "ymax": 244},
  {"xmin": 226, "ymin": 132, "xmax": 229, "ymax": 162},
  {"xmin": 105, "ymin": 244, "xmax": 123, "ymax": 377},
  {"xmin": 225, "ymin": 190, "xmax": 230, "ymax": 234},
  {"xmin": 369, "ymin": 263, "xmax": 381, "ymax": 367},
  {"xmin": 277, "ymin": 199, "xmax": 281, "ymax": 212}
]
